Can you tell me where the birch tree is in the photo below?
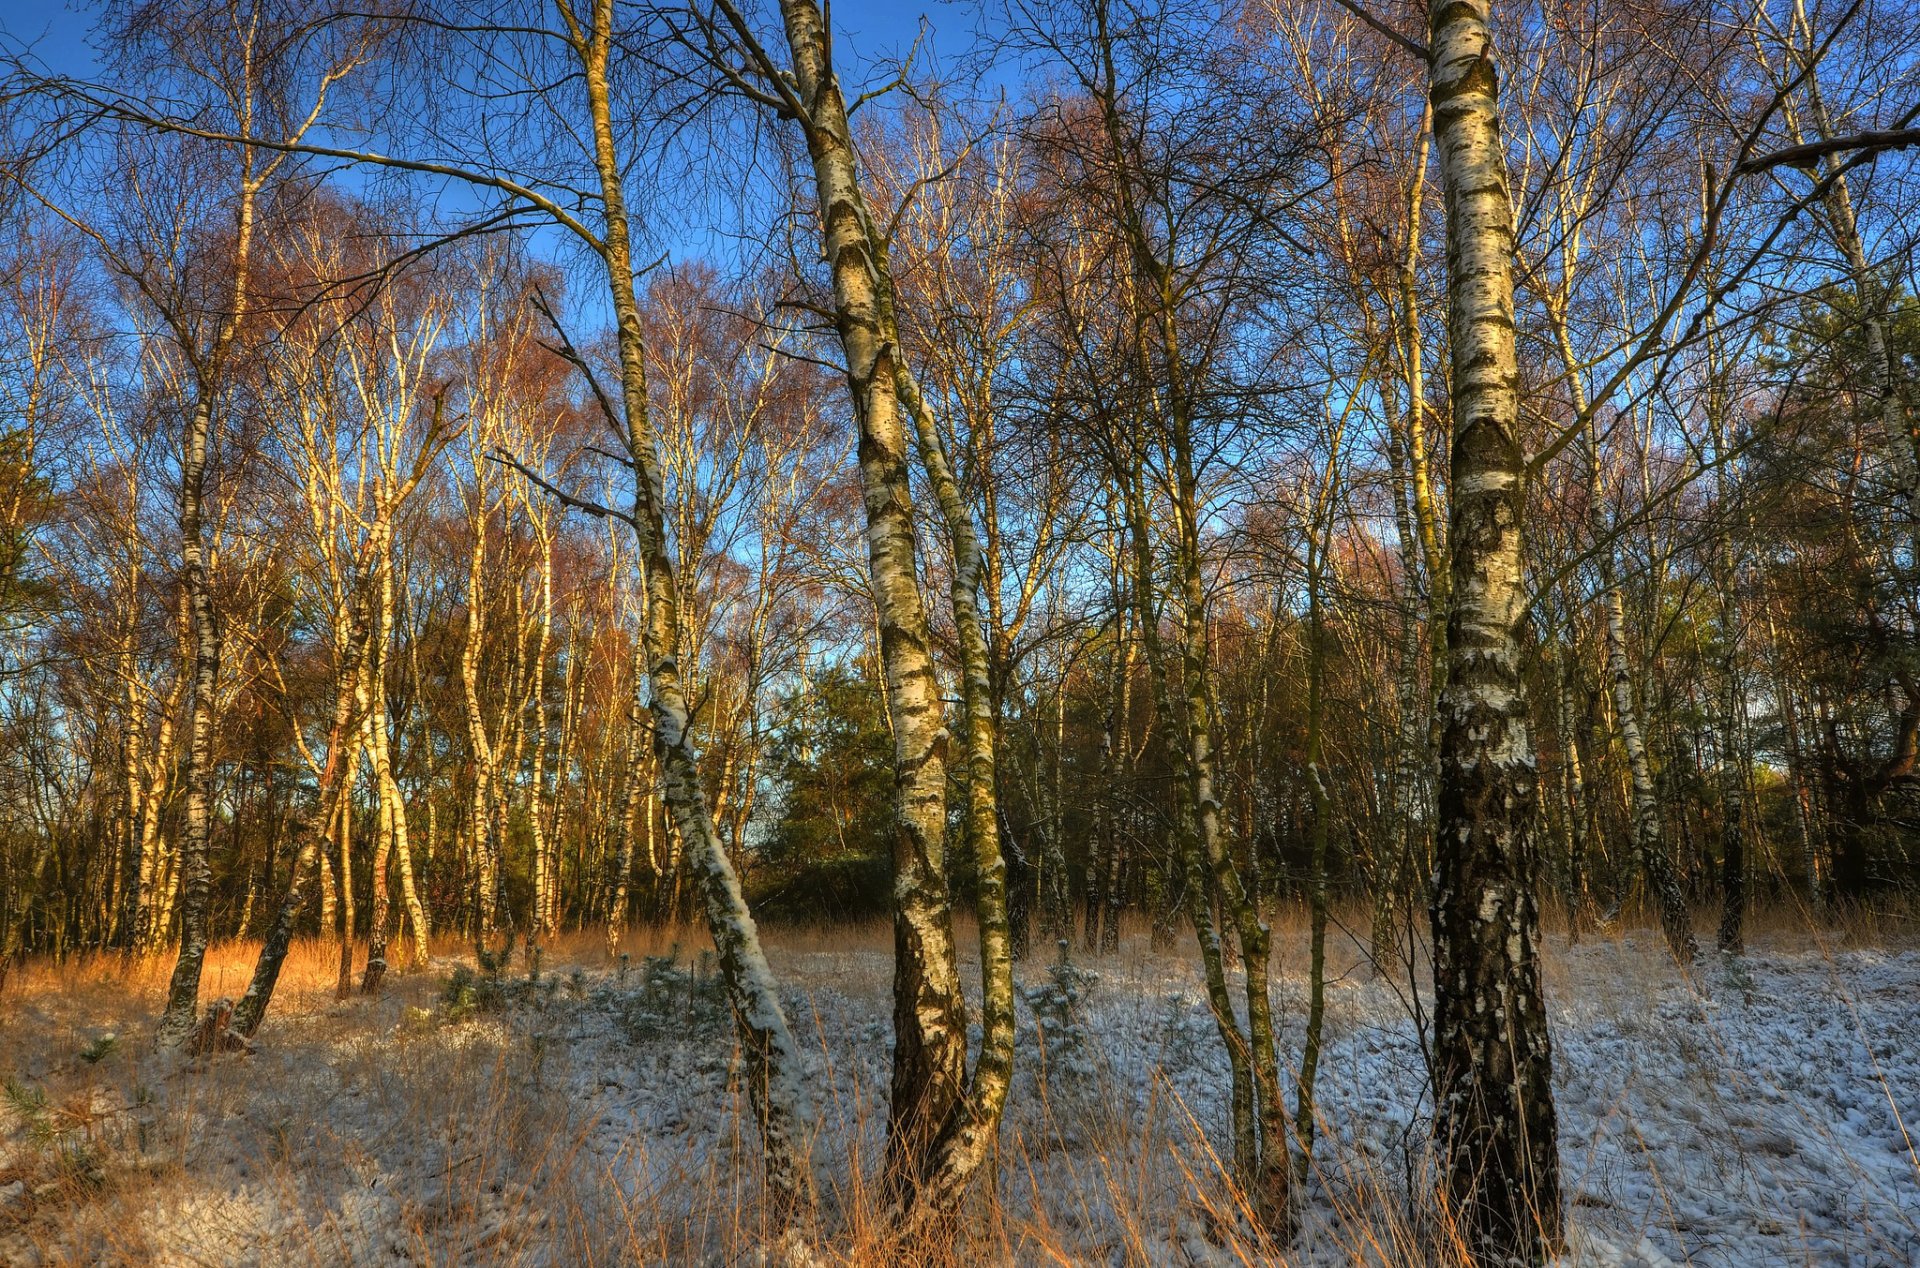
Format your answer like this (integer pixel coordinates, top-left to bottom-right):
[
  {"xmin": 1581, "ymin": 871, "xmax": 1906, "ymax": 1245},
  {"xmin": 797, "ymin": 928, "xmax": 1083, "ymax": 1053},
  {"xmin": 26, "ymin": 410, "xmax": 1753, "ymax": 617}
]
[{"xmin": 1424, "ymin": 0, "xmax": 1562, "ymax": 1256}]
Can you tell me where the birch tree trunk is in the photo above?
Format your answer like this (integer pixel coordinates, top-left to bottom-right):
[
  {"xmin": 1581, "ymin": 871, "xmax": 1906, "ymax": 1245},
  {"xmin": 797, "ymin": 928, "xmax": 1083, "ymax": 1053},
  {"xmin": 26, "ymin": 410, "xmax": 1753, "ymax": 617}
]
[
  {"xmin": 606, "ymin": 631, "xmax": 647, "ymax": 958},
  {"xmin": 157, "ymin": 172, "xmax": 258, "ymax": 1048},
  {"xmin": 1555, "ymin": 641, "xmax": 1592, "ymax": 939},
  {"xmin": 1708, "ymin": 332, "xmax": 1747, "ymax": 956},
  {"xmin": 231, "ymin": 594, "xmax": 369, "ymax": 1040},
  {"xmin": 1546, "ymin": 301, "xmax": 1695, "ymax": 963},
  {"xmin": 1425, "ymin": 0, "xmax": 1563, "ymax": 1256},
  {"xmin": 1295, "ymin": 530, "xmax": 1330, "ymax": 1166},
  {"xmin": 888, "ymin": 350, "xmax": 1017, "ymax": 1231},
  {"xmin": 361, "ymin": 519, "xmax": 427, "ymax": 987},
  {"xmin": 460, "ymin": 495, "xmax": 500, "ymax": 934},
  {"xmin": 1597, "ymin": 546, "xmax": 1695, "ymax": 961},
  {"xmin": 526, "ymin": 515, "xmax": 556, "ymax": 935},
  {"xmin": 568, "ymin": 0, "xmax": 815, "ymax": 1218},
  {"xmin": 762, "ymin": 0, "xmax": 968, "ymax": 1201}
]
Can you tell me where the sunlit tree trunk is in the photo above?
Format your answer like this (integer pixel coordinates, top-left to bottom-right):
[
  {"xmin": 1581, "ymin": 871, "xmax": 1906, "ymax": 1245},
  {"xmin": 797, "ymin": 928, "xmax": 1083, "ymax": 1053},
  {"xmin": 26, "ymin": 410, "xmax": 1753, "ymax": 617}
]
[
  {"xmin": 760, "ymin": 0, "xmax": 967, "ymax": 1202},
  {"xmin": 889, "ymin": 349, "xmax": 1016, "ymax": 1233},
  {"xmin": 1425, "ymin": 0, "xmax": 1563, "ymax": 1256},
  {"xmin": 158, "ymin": 169, "xmax": 258, "ymax": 1048},
  {"xmin": 568, "ymin": 0, "xmax": 815, "ymax": 1218},
  {"xmin": 606, "ymin": 631, "xmax": 646, "ymax": 957},
  {"xmin": 232, "ymin": 594, "xmax": 369, "ymax": 1039},
  {"xmin": 525, "ymin": 512, "xmax": 556, "ymax": 935}
]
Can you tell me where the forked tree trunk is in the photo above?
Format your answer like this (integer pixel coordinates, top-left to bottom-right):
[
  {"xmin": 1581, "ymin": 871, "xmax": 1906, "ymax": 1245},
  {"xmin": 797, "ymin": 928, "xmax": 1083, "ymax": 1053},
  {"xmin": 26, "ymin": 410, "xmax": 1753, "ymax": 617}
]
[
  {"xmin": 361, "ymin": 524, "xmax": 427, "ymax": 989},
  {"xmin": 765, "ymin": 0, "xmax": 968, "ymax": 1203},
  {"xmin": 888, "ymin": 355, "xmax": 1017, "ymax": 1233},
  {"xmin": 1425, "ymin": 0, "xmax": 1563, "ymax": 1258}
]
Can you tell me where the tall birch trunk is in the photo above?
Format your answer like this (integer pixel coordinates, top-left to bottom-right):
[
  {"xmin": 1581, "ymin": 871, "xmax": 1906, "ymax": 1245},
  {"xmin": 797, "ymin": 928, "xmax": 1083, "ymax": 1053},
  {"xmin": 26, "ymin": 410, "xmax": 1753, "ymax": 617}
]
[
  {"xmin": 461, "ymin": 498, "xmax": 499, "ymax": 934},
  {"xmin": 1295, "ymin": 533, "xmax": 1330, "ymax": 1166},
  {"xmin": 570, "ymin": 0, "xmax": 815, "ymax": 1218},
  {"xmin": 1555, "ymin": 641, "xmax": 1591, "ymax": 939},
  {"xmin": 1707, "ymin": 331, "xmax": 1747, "ymax": 955},
  {"xmin": 361, "ymin": 523, "xmax": 425, "ymax": 986},
  {"xmin": 1426, "ymin": 0, "xmax": 1563, "ymax": 1257},
  {"xmin": 606, "ymin": 632, "xmax": 647, "ymax": 957},
  {"xmin": 889, "ymin": 352, "xmax": 1016, "ymax": 1232},
  {"xmin": 1547, "ymin": 303, "xmax": 1695, "ymax": 963},
  {"xmin": 1079, "ymin": 0, "xmax": 1292, "ymax": 1226},
  {"xmin": 765, "ymin": 0, "xmax": 968, "ymax": 1200},
  {"xmin": 158, "ymin": 171, "xmax": 258, "ymax": 1047},
  {"xmin": 1597, "ymin": 548, "xmax": 1694, "ymax": 961},
  {"xmin": 526, "ymin": 519, "xmax": 556, "ymax": 934}
]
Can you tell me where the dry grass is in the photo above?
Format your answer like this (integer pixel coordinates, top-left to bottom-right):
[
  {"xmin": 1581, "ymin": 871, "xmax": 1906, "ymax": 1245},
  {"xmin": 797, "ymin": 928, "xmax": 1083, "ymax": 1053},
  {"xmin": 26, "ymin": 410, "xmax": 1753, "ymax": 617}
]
[{"xmin": 1, "ymin": 902, "xmax": 1915, "ymax": 1266}]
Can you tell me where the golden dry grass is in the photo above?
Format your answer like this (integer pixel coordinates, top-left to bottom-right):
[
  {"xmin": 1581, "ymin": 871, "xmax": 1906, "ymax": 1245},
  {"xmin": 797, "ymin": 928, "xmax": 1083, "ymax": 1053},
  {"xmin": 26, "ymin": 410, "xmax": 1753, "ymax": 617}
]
[{"xmin": 0, "ymin": 900, "xmax": 1914, "ymax": 1266}]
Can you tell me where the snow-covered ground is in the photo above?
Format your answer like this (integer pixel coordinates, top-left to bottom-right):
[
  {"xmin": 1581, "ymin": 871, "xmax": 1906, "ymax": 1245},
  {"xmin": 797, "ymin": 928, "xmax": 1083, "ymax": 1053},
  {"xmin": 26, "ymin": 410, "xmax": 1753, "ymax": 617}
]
[{"xmin": 2, "ymin": 923, "xmax": 1915, "ymax": 1265}]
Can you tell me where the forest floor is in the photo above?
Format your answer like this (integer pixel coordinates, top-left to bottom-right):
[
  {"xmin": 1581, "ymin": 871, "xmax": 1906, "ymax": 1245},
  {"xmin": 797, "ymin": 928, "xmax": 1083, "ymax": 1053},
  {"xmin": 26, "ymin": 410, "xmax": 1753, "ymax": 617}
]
[{"xmin": 1, "ymin": 907, "xmax": 1915, "ymax": 1267}]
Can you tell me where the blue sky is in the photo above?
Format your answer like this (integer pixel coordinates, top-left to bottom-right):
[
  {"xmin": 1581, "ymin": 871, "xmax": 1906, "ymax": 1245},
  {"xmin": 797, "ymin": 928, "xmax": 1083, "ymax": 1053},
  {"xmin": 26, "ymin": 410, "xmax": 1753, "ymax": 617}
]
[
  {"xmin": 6, "ymin": 1, "xmax": 100, "ymax": 72},
  {"xmin": 1, "ymin": 0, "xmax": 1010, "ymax": 305},
  {"xmin": 2, "ymin": 1, "xmax": 980, "ymax": 78}
]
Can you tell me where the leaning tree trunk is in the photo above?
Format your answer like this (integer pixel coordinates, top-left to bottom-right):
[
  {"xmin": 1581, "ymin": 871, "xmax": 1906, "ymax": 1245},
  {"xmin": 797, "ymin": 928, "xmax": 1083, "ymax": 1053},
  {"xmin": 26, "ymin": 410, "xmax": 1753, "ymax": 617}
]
[
  {"xmin": 1426, "ymin": 0, "xmax": 1564, "ymax": 1260},
  {"xmin": 576, "ymin": 0, "xmax": 815, "ymax": 1219},
  {"xmin": 231, "ymin": 594, "xmax": 369, "ymax": 1039},
  {"xmin": 768, "ymin": 0, "xmax": 968, "ymax": 1203},
  {"xmin": 1549, "ymin": 298, "xmax": 1695, "ymax": 964}
]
